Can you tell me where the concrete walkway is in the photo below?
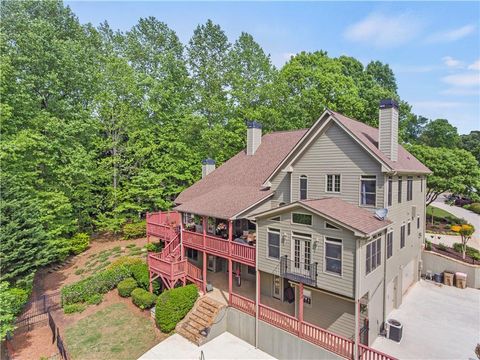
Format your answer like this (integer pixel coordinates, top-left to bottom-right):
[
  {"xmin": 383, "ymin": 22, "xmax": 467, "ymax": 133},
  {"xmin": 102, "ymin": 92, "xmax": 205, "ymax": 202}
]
[
  {"xmin": 372, "ymin": 280, "xmax": 480, "ymax": 360},
  {"xmin": 430, "ymin": 196, "xmax": 480, "ymax": 249},
  {"xmin": 138, "ymin": 332, "xmax": 275, "ymax": 360}
]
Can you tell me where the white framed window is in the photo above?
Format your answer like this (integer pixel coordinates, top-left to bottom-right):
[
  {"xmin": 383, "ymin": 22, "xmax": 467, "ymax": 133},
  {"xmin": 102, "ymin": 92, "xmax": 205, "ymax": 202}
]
[
  {"xmin": 407, "ymin": 221, "xmax": 411, "ymax": 236},
  {"xmin": 267, "ymin": 228, "xmax": 281, "ymax": 260},
  {"xmin": 324, "ymin": 237, "xmax": 342, "ymax": 276},
  {"xmin": 386, "ymin": 232, "xmax": 393, "ymax": 259},
  {"xmin": 417, "ymin": 216, "xmax": 420, "ymax": 229},
  {"xmin": 187, "ymin": 248, "xmax": 198, "ymax": 261},
  {"xmin": 360, "ymin": 175, "xmax": 376, "ymax": 206},
  {"xmin": 300, "ymin": 175, "xmax": 308, "ymax": 200},
  {"xmin": 325, "ymin": 222, "xmax": 340, "ymax": 230},
  {"xmin": 387, "ymin": 176, "xmax": 393, "ymax": 207},
  {"xmin": 326, "ymin": 174, "xmax": 341, "ymax": 193},
  {"xmin": 398, "ymin": 176, "xmax": 403, "ymax": 203},
  {"xmin": 292, "ymin": 213, "xmax": 312, "ymax": 226},
  {"xmin": 366, "ymin": 235, "xmax": 382, "ymax": 275},
  {"xmin": 400, "ymin": 224, "xmax": 406, "ymax": 248},
  {"xmin": 407, "ymin": 176, "xmax": 413, "ymax": 201}
]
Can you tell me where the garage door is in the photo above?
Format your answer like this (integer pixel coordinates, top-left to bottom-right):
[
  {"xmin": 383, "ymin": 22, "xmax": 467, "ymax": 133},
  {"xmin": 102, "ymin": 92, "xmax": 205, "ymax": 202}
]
[
  {"xmin": 386, "ymin": 277, "xmax": 397, "ymax": 315},
  {"xmin": 402, "ymin": 259, "xmax": 415, "ymax": 294}
]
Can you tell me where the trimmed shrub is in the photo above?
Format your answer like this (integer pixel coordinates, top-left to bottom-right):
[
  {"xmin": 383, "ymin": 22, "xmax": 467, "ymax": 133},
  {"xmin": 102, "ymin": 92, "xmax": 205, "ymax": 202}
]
[
  {"xmin": 155, "ymin": 284, "xmax": 198, "ymax": 333},
  {"xmin": 70, "ymin": 233, "xmax": 90, "ymax": 254},
  {"xmin": 144, "ymin": 243, "xmax": 162, "ymax": 252},
  {"xmin": 453, "ymin": 242, "xmax": 480, "ymax": 260},
  {"xmin": 86, "ymin": 294, "xmax": 103, "ymax": 305},
  {"xmin": 425, "ymin": 240, "xmax": 432, "ymax": 251},
  {"xmin": 123, "ymin": 221, "xmax": 146, "ymax": 240},
  {"xmin": 61, "ymin": 265, "xmax": 131, "ymax": 305},
  {"xmin": 118, "ymin": 278, "xmax": 137, "ymax": 297},
  {"xmin": 437, "ymin": 243, "xmax": 447, "ymax": 251},
  {"xmin": 64, "ymin": 303, "xmax": 87, "ymax": 314},
  {"xmin": 107, "ymin": 256, "xmax": 143, "ymax": 270},
  {"xmin": 130, "ymin": 263, "xmax": 160, "ymax": 294},
  {"xmin": 131, "ymin": 288, "xmax": 156, "ymax": 310},
  {"xmin": 465, "ymin": 203, "xmax": 480, "ymax": 215}
]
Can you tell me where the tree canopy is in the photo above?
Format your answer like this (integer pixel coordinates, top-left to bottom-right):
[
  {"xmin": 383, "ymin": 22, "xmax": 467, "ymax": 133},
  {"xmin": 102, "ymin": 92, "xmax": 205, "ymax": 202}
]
[{"xmin": 0, "ymin": 0, "xmax": 478, "ymax": 310}]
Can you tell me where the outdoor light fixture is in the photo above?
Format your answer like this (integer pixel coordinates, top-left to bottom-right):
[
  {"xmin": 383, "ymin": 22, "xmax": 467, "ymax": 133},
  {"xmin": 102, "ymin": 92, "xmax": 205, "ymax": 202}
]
[{"xmin": 200, "ymin": 327, "xmax": 210, "ymax": 337}]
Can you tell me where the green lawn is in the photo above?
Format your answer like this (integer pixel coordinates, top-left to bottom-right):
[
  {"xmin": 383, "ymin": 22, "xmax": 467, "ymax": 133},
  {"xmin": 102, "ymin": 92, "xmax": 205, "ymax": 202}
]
[
  {"xmin": 426, "ymin": 205, "xmax": 460, "ymax": 222},
  {"xmin": 65, "ymin": 303, "xmax": 158, "ymax": 360}
]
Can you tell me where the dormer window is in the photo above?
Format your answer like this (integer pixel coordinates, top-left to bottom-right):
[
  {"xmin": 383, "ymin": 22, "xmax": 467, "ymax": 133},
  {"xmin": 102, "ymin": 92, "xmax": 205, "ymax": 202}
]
[{"xmin": 300, "ymin": 175, "xmax": 308, "ymax": 200}]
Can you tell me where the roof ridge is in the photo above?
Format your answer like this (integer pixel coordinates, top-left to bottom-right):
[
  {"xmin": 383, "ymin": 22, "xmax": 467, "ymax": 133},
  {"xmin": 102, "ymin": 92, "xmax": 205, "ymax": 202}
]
[
  {"xmin": 263, "ymin": 128, "xmax": 309, "ymax": 136},
  {"xmin": 329, "ymin": 109, "xmax": 378, "ymax": 132}
]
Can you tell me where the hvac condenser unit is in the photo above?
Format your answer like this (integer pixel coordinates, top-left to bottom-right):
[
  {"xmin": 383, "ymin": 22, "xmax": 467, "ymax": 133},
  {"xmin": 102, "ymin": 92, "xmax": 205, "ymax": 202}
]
[{"xmin": 385, "ymin": 319, "xmax": 403, "ymax": 342}]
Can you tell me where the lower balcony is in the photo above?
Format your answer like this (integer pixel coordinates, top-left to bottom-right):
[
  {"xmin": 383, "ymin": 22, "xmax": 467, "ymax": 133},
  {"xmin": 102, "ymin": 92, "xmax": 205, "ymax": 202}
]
[{"xmin": 280, "ymin": 255, "xmax": 317, "ymax": 287}]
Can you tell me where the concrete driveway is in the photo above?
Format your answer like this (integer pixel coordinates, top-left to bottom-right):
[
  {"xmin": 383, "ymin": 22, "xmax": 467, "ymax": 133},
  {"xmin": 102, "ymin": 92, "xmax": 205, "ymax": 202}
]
[{"xmin": 372, "ymin": 280, "xmax": 480, "ymax": 360}]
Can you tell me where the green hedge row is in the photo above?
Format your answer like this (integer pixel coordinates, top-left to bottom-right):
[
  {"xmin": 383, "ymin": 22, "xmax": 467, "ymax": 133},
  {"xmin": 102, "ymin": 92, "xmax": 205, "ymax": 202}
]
[
  {"xmin": 130, "ymin": 263, "xmax": 160, "ymax": 294},
  {"xmin": 155, "ymin": 284, "xmax": 198, "ymax": 333},
  {"xmin": 464, "ymin": 203, "xmax": 480, "ymax": 215},
  {"xmin": 61, "ymin": 265, "xmax": 131, "ymax": 305},
  {"xmin": 123, "ymin": 221, "xmax": 146, "ymax": 239},
  {"xmin": 132, "ymin": 288, "xmax": 156, "ymax": 309}
]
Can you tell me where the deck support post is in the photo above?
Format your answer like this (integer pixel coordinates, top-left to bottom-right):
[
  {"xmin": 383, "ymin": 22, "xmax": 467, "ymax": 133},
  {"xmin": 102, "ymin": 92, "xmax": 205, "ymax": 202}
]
[
  {"xmin": 202, "ymin": 216, "xmax": 207, "ymax": 294},
  {"xmin": 255, "ymin": 270, "xmax": 260, "ymax": 348},
  {"xmin": 298, "ymin": 282, "xmax": 304, "ymax": 324},
  {"xmin": 228, "ymin": 259, "xmax": 233, "ymax": 304}
]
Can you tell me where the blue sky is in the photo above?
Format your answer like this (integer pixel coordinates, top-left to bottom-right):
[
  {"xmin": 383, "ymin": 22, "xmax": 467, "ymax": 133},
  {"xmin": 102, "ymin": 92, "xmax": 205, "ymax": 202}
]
[{"xmin": 67, "ymin": 1, "xmax": 480, "ymax": 134}]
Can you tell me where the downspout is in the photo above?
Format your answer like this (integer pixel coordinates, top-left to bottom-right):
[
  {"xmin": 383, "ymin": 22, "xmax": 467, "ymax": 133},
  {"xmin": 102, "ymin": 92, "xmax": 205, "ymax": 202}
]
[
  {"xmin": 382, "ymin": 230, "xmax": 388, "ymax": 325},
  {"xmin": 353, "ymin": 238, "xmax": 361, "ymax": 359}
]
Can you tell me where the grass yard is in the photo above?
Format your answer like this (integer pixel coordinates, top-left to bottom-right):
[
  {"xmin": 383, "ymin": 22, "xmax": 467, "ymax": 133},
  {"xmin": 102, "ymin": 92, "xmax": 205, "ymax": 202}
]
[
  {"xmin": 426, "ymin": 205, "xmax": 460, "ymax": 221},
  {"xmin": 65, "ymin": 303, "xmax": 159, "ymax": 360}
]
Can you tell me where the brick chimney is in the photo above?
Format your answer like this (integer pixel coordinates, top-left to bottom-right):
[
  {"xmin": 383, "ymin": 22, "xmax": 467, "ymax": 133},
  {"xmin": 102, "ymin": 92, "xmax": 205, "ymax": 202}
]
[
  {"xmin": 378, "ymin": 99, "xmax": 399, "ymax": 161},
  {"xmin": 246, "ymin": 121, "xmax": 262, "ymax": 156},
  {"xmin": 201, "ymin": 158, "xmax": 215, "ymax": 178}
]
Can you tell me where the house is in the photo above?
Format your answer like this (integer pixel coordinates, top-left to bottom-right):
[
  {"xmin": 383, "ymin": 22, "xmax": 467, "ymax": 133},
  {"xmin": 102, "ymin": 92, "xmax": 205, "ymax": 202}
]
[{"xmin": 146, "ymin": 99, "xmax": 431, "ymax": 359}]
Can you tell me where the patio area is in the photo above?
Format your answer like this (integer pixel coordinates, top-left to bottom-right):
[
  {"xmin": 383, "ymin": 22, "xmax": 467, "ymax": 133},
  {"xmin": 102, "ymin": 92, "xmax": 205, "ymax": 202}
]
[{"xmin": 372, "ymin": 280, "xmax": 480, "ymax": 359}]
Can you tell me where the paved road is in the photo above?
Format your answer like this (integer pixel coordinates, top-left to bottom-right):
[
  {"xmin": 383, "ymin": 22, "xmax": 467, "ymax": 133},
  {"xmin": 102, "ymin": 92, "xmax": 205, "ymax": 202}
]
[{"xmin": 430, "ymin": 195, "xmax": 480, "ymax": 248}]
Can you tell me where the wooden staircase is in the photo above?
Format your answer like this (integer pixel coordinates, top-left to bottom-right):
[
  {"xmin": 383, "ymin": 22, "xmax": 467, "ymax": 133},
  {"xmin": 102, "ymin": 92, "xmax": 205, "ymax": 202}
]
[{"xmin": 176, "ymin": 297, "xmax": 226, "ymax": 346}]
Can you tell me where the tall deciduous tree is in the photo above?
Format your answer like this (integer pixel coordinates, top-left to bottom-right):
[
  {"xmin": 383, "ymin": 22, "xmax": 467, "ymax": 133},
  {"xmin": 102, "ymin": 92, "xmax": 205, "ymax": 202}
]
[
  {"xmin": 419, "ymin": 118, "xmax": 460, "ymax": 148},
  {"xmin": 406, "ymin": 144, "xmax": 480, "ymax": 205},
  {"xmin": 460, "ymin": 130, "xmax": 480, "ymax": 163}
]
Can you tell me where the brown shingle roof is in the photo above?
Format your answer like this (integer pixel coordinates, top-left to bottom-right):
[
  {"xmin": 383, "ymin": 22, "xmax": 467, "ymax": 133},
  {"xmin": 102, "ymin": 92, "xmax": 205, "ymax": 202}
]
[
  {"xmin": 330, "ymin": 110, "xmax": 431, "ymax": 174},
  {"xmin": 174, "ymin": 129, "xmax": 307, "ymax": 217},
  {"xmin": 300, "ymin": 198, "xmax": 391, "ymax": 235}
]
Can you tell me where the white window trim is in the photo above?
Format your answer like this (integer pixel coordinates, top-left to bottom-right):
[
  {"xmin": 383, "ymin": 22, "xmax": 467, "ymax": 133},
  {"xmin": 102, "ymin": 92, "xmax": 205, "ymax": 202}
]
[
  {"xmin": 386, "ymin": 231, "xmax": 393, "ymax": 260},
  {"xmin": 359, "ymin": 175, "xmax": 377, "ymax": 208},
  {"xmin": 400, "ymin": 223, "xmax": 406, "ymax": 249},
  {"xmin": 323, "ymin": 237, "xmax": 343, "ymax": 278},
  {"xmin": 267, "ymin": 228, "xmax": 281, "ymax": 261},
  {"xmin": 299, "ymin": 175, "xmax": 308, "ymax": 200},
  {"xmin": 365, "ymin": 235, "xmax": 382, "ymax": 276},
  {"xmin": 325, "ymin": 174, "xmax": 341, "ymax": 193},
  {"xmin": 324, "ymin": 222, "xmax": 341, "ymax": 231},
  {"xmin": 290, "ymin": 231, "xmax": 312, "ymax": 265},
  {"xmin": 291, "ymin": 212, "xmax": 313, "ymax": 226}
]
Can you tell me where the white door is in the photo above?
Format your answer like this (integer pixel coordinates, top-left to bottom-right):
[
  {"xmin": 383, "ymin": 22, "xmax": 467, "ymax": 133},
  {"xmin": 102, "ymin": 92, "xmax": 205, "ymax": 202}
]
[
  {"xmin": 292, "ymin": 237, "xmax": 312, "ymax": 271},
  {"xmin": 386, "ymin": 277, "xmax": 397, "ymax": 315},
  {"xmin": 402, "ymin": 260, "xmax": 415, "ymax": 294}
]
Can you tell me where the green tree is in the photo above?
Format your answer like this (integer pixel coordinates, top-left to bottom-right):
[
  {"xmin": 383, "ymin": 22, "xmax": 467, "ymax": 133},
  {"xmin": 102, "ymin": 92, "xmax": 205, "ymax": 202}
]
[
  {"xmin": 406, "ymin": 144, "xmax": 480, "ymax": 206},
  {"xmin": 460, "ymin": 130, "xmax": 480, "ymax": 163},
  {"xmin": 419, "ymin": 119, "xmax": 460, "ymax": 148},
  {"xmin": 365, "ymin": 60, "xmax": 398, "ymax": 94}
]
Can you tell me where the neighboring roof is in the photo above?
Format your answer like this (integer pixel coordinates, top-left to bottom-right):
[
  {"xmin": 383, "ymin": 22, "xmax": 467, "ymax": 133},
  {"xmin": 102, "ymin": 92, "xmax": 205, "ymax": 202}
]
[
  {"xmin": 254, "ymin": 197, "xmax": 392, "ymax": 236},
  {"xmin": 174, "ymin": 129, "xmax": 308, "ymax": 218},
  {"xmin": 329, "ymin": 110, "xmax": 431, "ymax": 174}
]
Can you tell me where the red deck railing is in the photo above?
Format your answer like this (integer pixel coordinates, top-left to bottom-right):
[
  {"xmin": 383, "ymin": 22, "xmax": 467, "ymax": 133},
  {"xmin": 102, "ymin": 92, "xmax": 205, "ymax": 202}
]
[
  {"xmin": 205, "ymin": 234, "xmax": 229, "ymax": 256},
  {"xmin": 231, "ymin": 242, "xmax": 255, "ymax": 266},
  {"xmin": 358, "ymin": 344, "xmax": 397, "ymax": 360},
  {"xmin": 148, "ymin": 253, "xmax": 186, "ymax": 280},
  {"xmin": 301, "ymin": 321, "xmax": 354, "ymax": 359},
  {"xmin": 183, "ymin": 230, "xmax": 204, "ymax": 248},
  {"xmin": 258, "ymin": 304, "xmax": 300, "ymax": 335},
  {"xmin": 230, "ymin": 293, "xmax": 256, "ymax": 316}
]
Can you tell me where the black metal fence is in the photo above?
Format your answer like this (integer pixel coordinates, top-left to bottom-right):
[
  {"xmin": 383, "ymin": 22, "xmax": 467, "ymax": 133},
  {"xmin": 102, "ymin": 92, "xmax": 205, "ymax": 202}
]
[
  {"xmin": 47, "ymin": 311, "xmax": 70, "ymax": 360},
  {"xmin": 15, "ymin": 292, "xmax": 61, "ymax": 330}
]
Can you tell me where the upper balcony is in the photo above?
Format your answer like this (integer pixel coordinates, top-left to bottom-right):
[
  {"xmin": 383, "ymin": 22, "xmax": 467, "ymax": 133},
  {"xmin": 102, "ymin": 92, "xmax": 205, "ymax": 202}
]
[{"xmin": 280, "ymin": 255, "xmax": 317, "ymax": 287}]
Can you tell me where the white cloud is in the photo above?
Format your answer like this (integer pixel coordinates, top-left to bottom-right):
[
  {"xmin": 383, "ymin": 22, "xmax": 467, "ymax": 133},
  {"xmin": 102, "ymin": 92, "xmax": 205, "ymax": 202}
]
[
  {"xmin": 442, "ymin": 73, "xmax": 480, "ymax": 87},
  {"xmin": 344, "ymin": 12, "xmax": 421, "ymax": 48},
  {"xmin": 442, "ymin": 56, "xmax": 464, "ymax": 68},
  {"xmin": 441, "ymin": 88, "xmax": 480, "ymax": 96},
  {"xmin": 427, "ymin": 24, "xmax": 476, "ymax": 43},
  {"xmin": 468, "ymin": 59, "xmax": 480, "ymax": 71}
]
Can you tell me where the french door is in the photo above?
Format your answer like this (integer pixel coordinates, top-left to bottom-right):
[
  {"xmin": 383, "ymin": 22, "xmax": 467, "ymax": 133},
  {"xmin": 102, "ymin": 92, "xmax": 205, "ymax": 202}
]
[{"xmin": 292, "ymin": 236, "xmax": 312, "ymax": 271}]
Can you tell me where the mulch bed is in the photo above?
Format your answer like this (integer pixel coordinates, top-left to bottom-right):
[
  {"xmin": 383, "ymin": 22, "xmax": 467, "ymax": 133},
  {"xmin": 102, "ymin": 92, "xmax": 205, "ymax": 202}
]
[{"xmin": 429, "ymin": 243, "xmax": 479, "ymax": 265}]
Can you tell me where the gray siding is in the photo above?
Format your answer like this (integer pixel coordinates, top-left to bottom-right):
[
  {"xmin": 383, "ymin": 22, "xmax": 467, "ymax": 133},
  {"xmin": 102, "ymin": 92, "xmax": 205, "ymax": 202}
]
[
  {"xmin": 285, "ymin": 123, "xmax": 384, "ymax": 209},
  {"xmin": 257, "ymin": 207, "xmax": 356, "ymax": 298},
  {"xmin": 271, "ymin": 171, "xmax": 291, "ymax": 204}
]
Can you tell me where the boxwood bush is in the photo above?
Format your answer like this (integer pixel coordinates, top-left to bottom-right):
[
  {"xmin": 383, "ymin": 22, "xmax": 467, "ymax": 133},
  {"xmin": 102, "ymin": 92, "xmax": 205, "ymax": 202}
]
[
  {"xmin": 70, "ymin": 233, "xmax": 90, "ymax": 254},
  {"xmin": 131, "ymin": 288, "xmax": 156, "ymax": 309},
  {"xmin": 155, "ymin": 284, "xmax": 198, "ymax": 333},
  {"xmin": 64, "ymin": 303, "xmax": 87, "ymax": 314},
  {"xmin": 117, "ymin": 277, "xmax": 137, "ymax": 297},
  {"xmin": 123, "ymin": 221, "xmax": 146, "ymax": 239}
]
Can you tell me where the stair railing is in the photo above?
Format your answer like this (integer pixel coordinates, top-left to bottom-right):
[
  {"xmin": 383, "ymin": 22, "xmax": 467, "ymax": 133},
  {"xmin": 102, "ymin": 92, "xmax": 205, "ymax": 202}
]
[{"xmin": 160, "ymin": 233, "xmax": 180, "ymax": 260}]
